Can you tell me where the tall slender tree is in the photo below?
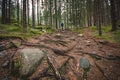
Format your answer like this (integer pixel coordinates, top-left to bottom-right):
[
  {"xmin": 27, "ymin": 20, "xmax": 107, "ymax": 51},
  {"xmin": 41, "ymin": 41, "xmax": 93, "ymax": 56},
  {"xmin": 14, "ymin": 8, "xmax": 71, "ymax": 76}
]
[
  {"xmin": 32, "ymin": 0, "xmax": 35, "ymax": 29},
  {"xmin": 23, "ymin": 0, "xmax": 27, "ymax": 32}
]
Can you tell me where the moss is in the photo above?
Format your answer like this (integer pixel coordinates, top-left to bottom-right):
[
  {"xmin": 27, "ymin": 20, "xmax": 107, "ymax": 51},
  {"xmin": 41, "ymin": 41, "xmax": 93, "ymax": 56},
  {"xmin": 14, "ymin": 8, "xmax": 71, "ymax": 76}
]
[
  {"xmin": 0, "ymin": 24, "xmax": 54, "ymax": 40},
  {"xmin": 90, "ymin": 25, "xmax": 120, "ymax": 43}
]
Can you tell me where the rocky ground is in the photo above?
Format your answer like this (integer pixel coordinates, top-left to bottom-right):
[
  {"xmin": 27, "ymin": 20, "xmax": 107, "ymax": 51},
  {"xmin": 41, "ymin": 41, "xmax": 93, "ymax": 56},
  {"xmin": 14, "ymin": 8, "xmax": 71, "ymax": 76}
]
[{"xmin": 0, "ymin": 29, "xmax": 120, "ymax": 80}]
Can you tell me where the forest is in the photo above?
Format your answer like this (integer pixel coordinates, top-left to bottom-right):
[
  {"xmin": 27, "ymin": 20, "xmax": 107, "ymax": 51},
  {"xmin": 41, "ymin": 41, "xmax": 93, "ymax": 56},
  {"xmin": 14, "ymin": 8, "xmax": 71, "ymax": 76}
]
[{"xmin": 0, "ymin": 0, "xmax": 120, "ymax": 80}]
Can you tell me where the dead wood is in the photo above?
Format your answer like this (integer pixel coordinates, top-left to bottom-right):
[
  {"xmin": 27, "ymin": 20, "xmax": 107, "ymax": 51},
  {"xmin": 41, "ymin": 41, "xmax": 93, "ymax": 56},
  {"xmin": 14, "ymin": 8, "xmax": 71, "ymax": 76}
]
[
  {"xmin": 95, "ymin": 62, "xmax": 112, "ymax": 80},
  {"xmin": 47, "ymin": 54, "xmax": 62, "ymax": 80}
]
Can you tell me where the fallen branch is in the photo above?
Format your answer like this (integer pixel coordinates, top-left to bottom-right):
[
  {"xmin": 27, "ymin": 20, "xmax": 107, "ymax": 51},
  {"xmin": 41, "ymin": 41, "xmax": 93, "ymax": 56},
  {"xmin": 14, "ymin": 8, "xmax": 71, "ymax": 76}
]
[{"xmin": 95, "ymin": 62, "xmax": 112, "ymax": 80}]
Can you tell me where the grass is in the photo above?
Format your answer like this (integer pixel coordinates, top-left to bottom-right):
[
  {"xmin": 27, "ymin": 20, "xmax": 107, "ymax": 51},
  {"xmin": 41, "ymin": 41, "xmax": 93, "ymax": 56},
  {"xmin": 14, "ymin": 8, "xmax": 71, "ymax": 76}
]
[
  {"xmin": 0, "ymin": 23, "xmax": 54, "ymax": 40},
  {"xmin": 90, "ymin": 25, "xmax": 120, "ymax": 43}
]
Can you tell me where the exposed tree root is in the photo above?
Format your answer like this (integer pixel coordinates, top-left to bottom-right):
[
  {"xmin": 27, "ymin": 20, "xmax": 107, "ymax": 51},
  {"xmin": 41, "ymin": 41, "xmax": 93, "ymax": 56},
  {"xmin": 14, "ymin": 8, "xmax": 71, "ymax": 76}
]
[
  {"xmin": 22, "ymin": 42, "xmax": 76, "ymax": 58},
  {"xmin": 76, "ymin": 50, "xmax": 120, "ymax": 60},
  {"xmin": 0, "ymin": 41, "xmax": 18, "ymax": 52},
  {"xmin": 95, "ymin": 62, "xmax": 112, "ymax": 80},
  {"xmin": 47, "ymin": 54, "xmax": 62, "ymax": 80}
]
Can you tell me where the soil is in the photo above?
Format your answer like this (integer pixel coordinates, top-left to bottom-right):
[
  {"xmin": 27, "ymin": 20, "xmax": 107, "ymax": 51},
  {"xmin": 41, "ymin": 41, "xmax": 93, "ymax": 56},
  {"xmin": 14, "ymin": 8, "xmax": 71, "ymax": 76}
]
[{"xmin": 0, "ymin": 29, "xmax": 120, "ymax": 80}]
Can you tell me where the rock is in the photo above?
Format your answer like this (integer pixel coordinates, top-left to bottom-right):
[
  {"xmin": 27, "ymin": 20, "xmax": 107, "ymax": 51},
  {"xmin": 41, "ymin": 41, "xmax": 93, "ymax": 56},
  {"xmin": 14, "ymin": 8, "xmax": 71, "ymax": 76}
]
[
  {"xmin": 78, "ymin": 34, "xmax": 84, "ymax": 37},
  {"xmin": 80, "ymin": 57, "xmax": 90, "ymax": 70},
  {"xmin": 56, "ymin": 33, "xmax": 61, "ymax": 36},
  {"xmin": 55, "ymin": 33, "xmax": 62, "ymax": 38},
  {"xmin": 99, "ymin": 40, "xmax": 108, "ymax": 44},
  {"xmin": 70, "ymin": 37, "xmax": 75, "ymax": 41},
  {"xmin": 42, "ymin": 29, "xmax": 46, "ymax": 33},
  {"xmin": 19, "ymin": 48, "xmax": 47, "ymax": 76},
  {"xmin": 85, "ymin": 40, "xmax": 91, "ymax": 43},
  {"xmin": 92, "ymin": 51, "xmax": 96, "ymax": 54}
]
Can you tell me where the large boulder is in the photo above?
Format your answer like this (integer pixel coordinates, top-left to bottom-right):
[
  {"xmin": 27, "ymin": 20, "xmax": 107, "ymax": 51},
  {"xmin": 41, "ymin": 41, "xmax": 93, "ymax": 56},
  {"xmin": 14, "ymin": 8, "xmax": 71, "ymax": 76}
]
[{"xmin": 18, "ymin": 48, "xmax": 47, "ymax": 76}]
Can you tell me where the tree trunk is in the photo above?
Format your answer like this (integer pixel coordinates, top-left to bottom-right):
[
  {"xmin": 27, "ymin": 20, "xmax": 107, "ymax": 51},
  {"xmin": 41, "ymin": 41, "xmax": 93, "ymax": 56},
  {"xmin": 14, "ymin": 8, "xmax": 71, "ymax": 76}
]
[
  {"xmin": 37, "ymin": 0, "xmax": 40, "ymax": 25},
  {"xmin": 32, "ymin": 0, "xmax": 35, "ymax": 29},
  {"xmin": 55, "ymin": 0, "xmax": 58, "ymax": 29},
  {"xmin": 17, "ymin": 0, "xmax": 20, "ymax": 24},
  {"xmin": 110, "ymin": 0, "xmax": 117, "ymax": 31},
  {"xmin": 23, "ymin": 0, "xmax": 27, "ymax": 32},
  {"xmin": 8, "ymin": 0, "xmax": 11, "ymax": 23},
  {"xmin": 27, "ymin": 0, "xmax": 29, "ymax": 25},
  {"xmin": 1, "ymin": 0, "xmax": 6, "ymax": 24}
]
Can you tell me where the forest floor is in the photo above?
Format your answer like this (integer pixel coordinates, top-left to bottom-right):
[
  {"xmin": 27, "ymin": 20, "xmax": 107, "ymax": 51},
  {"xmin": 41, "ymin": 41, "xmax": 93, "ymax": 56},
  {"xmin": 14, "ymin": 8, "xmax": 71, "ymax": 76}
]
[{"xmin": 0, "ymin": 29, "xmax": 120, "ymax": 80}]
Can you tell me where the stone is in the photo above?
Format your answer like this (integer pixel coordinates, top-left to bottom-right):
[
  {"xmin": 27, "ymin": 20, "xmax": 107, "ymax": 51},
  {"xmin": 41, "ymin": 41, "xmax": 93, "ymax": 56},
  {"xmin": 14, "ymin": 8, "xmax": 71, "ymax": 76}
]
[
  {"xmin": 19, "ymin": 48, "xmax": 47, "ymax": 76},
  {"xmin": 80, "ymin": 57, "xmax": 90, "ymax": 70},
  {"xmin": 99, "ymin": 40, "xmax": 108, "ymax": 44},
  {"xmin": 42, "ymin": 29, "xmax": 46, "ymax": 33},
  {"xmin": 85, "ymin": 40, "xmax": 91, "ymax": 43},
  {"xmin": 70, "ymin": 37, "xmax": 75, "ymax": 41},
  {"xmin": 56, "ymin": 33, "xmax": 61, "ymax": 36},
  {"xmin": 92, "ymin": 51, "xmax": 96, "ymax": 54},
  {"xmin": 54, "ymin": 33, "xmax": 62, "ymax": 38},
  {"xmin": 78, "ymin": 34, "xmax": 83, "ymax": 37}
]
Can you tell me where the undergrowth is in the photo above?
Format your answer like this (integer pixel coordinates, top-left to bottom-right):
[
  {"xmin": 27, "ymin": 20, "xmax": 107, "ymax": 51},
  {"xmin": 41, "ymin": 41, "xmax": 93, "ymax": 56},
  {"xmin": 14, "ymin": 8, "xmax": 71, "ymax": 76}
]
[
  {"xmin": 90, "ymin": 25, "xmax": 120, "ymax": 43},
  {"xmin": 0, "ymin": 23, "xmax": 54, "ymax": 40}
]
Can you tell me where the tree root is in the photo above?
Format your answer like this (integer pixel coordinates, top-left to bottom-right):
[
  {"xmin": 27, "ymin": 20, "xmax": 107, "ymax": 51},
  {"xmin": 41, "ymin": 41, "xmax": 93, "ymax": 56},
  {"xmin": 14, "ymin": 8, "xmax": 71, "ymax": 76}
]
[
  {"xmin": 76, "ymin": 50, "xmax": 120, "ymax": 60},
  {"xmin": 95, "ymin": 62, "xmax": 112, "ymax": 80},
  {"xmin": 47, "ymin": 54, "xmax": 62, "ymax": 80}
]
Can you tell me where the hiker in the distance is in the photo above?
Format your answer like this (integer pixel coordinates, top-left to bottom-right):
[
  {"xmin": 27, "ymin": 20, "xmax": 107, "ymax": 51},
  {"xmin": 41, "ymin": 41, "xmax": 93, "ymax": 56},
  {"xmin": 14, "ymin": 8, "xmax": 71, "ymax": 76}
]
[{"xmin": 61, "ymin": 22, "xmax": 64, "ymax": 30}]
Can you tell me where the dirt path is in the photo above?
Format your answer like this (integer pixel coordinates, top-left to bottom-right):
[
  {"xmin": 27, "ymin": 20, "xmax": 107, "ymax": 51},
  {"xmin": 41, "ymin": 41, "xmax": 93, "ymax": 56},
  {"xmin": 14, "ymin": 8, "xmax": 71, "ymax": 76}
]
[{"xmin": 0, "ymin": 29, "xmax": 120, "ymax": 80}]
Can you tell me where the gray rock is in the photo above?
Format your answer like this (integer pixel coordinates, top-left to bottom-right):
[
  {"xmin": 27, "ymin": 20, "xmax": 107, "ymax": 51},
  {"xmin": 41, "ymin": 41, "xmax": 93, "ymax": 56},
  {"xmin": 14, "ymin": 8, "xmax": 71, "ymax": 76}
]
[
  {"xmin": 99, "ymin": 40, "xmax": 108, "ymax": 44},
  {"xmin": 19, "ymin": 48, "xmax": 47, "ymax": 76},
  {"xmin": 80, "ymin": 57, "xmax": 90, "ymax": 70}
]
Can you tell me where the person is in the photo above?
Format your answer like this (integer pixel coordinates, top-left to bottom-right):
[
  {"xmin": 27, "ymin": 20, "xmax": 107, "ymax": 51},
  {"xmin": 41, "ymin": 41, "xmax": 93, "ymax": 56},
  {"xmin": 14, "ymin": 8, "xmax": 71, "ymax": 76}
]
[{"xmin": 61, "ymin": 22, "xmax": 64, "ymax": 30}]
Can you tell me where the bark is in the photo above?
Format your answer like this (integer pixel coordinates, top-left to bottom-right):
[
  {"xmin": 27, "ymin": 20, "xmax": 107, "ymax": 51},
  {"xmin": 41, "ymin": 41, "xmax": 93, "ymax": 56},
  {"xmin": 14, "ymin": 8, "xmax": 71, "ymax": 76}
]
[
  {"xmin": 32, "ymin": 0, "xmax": 35, "ymax": 29},
  {"xmin": 23, "ymin": 0, "xmax": 27, "ymax": 32},
  {"xmin": 17, "ymin": 0, "xmax": 20, "ymax": 24},
  {"xmin": 55, "ymin": 0, "xmax": 58, "ymax": 29},
  {"xmin": 8, "ymin": 0, "xmax": 11, "ymax": 23},
  {"xmin": 110, "ymin": 0, "xmax": 117, "ymax": 31},
  {"xmin": 37, "ymin": 0, "xmax": 40, "ymax": 25},
  {"xmin": 27, "ymin": 0, "xmax": 29, "ymax": 25},
  {"xmin": 1, "ymin": 0, "xmax": 6, "ymax": 24}
]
